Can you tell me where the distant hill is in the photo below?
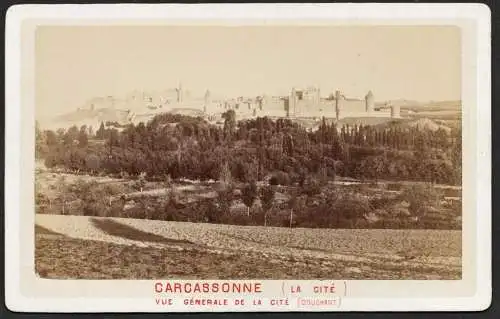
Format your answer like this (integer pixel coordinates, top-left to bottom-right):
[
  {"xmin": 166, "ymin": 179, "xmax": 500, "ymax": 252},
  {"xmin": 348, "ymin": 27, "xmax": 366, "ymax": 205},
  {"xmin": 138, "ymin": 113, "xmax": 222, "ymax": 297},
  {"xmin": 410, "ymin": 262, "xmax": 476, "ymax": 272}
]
[
  {"xmin": 169, "ymin": 108, "xmax": 206, "ymax": 117},
  {"xmin": 375, "ymin": 99, "xmax": 461, "ymax": 111},
  {"xmin": 406, "ymin": 100, "xmax": 461, "ymax": 112},
  {"xmin": 39, "ymin": 107, "xmax": 133, "ymax": 130},
  {"xmin": 55, "ymin": 108, "xmax": 131, "ymax": 123},
  {"xmin": 379, "ymin": 99, "xmax": 425, "ymax": 108},
  {"xmin": 337, "ymin": 117, "xmax": 400, "ymax": 127},
  {"xmin": 374, "ymin": 118, "xmax": 453, "ymax": 133}
]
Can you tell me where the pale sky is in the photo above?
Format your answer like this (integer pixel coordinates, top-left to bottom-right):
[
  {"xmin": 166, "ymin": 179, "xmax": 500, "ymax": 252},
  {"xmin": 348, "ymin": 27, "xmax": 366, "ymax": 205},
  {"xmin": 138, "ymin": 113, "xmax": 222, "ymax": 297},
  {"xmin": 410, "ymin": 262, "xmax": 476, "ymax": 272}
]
[{"xmin": 35, "ymin": 25, "xmax": 461, "ymax": 118}]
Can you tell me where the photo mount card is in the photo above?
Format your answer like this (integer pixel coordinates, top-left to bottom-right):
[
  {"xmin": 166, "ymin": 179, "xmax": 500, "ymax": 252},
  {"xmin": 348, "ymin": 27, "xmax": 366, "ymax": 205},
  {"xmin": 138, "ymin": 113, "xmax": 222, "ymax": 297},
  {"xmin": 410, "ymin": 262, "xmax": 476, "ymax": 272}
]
[{"xmin": 4, "ymin": 3, "xmax": 491, "ymax": 313}]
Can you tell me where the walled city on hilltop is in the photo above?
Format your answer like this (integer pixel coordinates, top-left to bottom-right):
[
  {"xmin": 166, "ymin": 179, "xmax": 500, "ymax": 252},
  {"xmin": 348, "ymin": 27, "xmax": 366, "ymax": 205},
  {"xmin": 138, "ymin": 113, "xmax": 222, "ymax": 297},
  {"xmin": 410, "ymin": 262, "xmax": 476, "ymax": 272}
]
[{"xmin": 63, "ymin": 83, "xmax": 401, "ymax": 130}]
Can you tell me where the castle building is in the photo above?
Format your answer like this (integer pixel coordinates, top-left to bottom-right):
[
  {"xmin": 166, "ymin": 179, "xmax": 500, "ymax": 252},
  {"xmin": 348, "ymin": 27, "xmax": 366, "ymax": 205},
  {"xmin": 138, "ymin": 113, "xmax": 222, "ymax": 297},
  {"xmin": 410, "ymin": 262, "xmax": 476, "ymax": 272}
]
[
  {"xmin": 283, "ymin": 97, "xmax": 290, "ymax": 117},
  {"xmin": 301, "ymin": 86, "xmax": 321, "ymax": 104}
]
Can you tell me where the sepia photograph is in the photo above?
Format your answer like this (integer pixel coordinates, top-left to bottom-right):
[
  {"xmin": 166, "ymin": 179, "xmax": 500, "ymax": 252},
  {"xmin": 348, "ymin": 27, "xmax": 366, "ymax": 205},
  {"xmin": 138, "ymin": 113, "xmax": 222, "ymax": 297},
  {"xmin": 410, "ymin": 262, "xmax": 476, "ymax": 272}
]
[
  {"xmin": 4, "ymin": 3, "xmax": 491, "ymax": 313},
  {"xmin": 33, "ymin": 24, "xmax": 463, "ymax": 281}
]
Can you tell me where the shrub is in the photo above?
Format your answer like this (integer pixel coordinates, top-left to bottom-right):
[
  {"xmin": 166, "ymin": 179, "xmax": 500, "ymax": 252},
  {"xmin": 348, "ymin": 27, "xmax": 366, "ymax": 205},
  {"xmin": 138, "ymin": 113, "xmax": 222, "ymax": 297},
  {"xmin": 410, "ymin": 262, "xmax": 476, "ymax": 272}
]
[
  {"xmin": 332, "ymin": 196, "xmax": 371, "ymax": 227},
  {"xmin": 216, "ymin": 187, "xmax": 234, "ymax": 215},
  {"xmin": 223, "ymin": 211, "xmax": 253, "ymax": 226},
  {"xmin": 260, "ymin": 186, "xmax": 275, "ymax": 212},
  {"xmin": 82, "ymin": 202, "xmax": 104, "ymax": 217},
  {"xmin": 107, "ymin": 199, "xmax": 126, "ymax": 218},
  {"xmin": 269, "ymin": 176, "xmax": 278, "ymax": 186},
  {"xmin": 400, "ymin": 184, "xmax": 443, "ymax": 218},
  {"xmin": 101, "ymin": 183, "xmax": 128, "ymax": 196},
  {"xmin": 301, "ymin": 177, "xmax": 322, "ymax": 196},
  {"xmin": 260, "ymin": 185, "xmax": 276, "ymax": 226},
  {"xmin": 448, "ymin": 200, "xmax": 462, "ymax": 216},
  {"xmin": 369, "ymin": 197, "xmax": 394, "ymax": 210},
  {"xmin": 204, "ymin": 199, "xmax": 222, "ymax": 223},
  {"xmin": 44, "ymin": 155, "xmax": 58, "ymax": 168},
  {"xmin": 241, "ymin": 182, "xmax": 258, "ymax": 216},
  {"xmin": 133, "ymin": 175, "xmax": 147, "ymax": 192},
  {"xmin": 269, "ymin": 171, "xmax": 291, "ymax": 186}
]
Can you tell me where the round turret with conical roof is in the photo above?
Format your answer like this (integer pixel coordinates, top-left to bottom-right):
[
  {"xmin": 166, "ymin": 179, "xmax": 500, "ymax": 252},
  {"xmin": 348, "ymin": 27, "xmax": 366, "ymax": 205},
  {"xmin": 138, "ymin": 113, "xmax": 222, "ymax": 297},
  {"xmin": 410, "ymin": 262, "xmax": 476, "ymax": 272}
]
[
  {"xmin": 290, "ymin": 87, "xmax": 297, "ymax": 116},
  {"xmin": 204, "ymin": 89, "xmax": 211, "ymax": 113},
  {"xmin": 391, "ymin": 104, "xmax": 401, "ymax": 118},
  {"xmin": 335, "ymin": 90, "xmax": 343, "ymax": 120},
  {"xmin": 365, "ymin": 90, "xmax": 374, "ymax": 113},
  {"xmin": 176, "ymin": 82, "xmax": 183, "ymax": 103}
]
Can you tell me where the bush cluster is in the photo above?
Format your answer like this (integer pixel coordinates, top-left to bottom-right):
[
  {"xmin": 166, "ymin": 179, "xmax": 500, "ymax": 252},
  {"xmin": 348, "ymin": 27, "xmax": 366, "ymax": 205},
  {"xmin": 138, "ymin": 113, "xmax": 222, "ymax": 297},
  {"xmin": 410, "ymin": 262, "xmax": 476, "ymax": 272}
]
[{"xmin": 36, "ymin": 179, "xmax": 460, "ymax": 230}]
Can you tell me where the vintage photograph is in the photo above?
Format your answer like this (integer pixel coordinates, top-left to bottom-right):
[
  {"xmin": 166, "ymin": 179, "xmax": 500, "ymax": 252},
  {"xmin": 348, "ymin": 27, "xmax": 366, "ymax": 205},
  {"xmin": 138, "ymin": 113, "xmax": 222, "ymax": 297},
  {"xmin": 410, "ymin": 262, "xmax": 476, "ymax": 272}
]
[{"xmin": 33, "ymin": 25, "xmax": 463, "ymax": 280}]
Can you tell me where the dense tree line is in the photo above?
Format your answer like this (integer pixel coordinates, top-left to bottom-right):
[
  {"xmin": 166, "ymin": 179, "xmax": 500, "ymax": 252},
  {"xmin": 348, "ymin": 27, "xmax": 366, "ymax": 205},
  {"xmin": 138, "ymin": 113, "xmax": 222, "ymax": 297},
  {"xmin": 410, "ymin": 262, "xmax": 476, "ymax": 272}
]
[{"xmin": 35, "ymin": 112, "xmax": 462, "ymax": 185}]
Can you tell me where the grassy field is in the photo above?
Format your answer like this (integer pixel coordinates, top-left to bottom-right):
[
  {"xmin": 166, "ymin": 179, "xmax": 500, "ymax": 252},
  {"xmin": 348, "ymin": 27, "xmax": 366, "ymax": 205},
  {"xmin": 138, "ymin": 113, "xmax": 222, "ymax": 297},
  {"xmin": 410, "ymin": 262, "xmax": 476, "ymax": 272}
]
[
  {"xmin": 35, "ymin": 214, "xmax": 461, "ymax": 280},
  {"xmin": 34, "ymin": 165, "xmax": 462, "ymax": 279}
]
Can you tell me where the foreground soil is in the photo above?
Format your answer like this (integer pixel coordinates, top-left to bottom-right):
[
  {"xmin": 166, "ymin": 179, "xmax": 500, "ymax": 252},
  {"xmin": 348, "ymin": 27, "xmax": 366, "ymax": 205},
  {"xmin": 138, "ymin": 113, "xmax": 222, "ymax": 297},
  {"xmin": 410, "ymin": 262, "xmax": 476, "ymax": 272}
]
[{"xmin": 35, "ymin": 215, "xmax": 461, "ymax": 280}]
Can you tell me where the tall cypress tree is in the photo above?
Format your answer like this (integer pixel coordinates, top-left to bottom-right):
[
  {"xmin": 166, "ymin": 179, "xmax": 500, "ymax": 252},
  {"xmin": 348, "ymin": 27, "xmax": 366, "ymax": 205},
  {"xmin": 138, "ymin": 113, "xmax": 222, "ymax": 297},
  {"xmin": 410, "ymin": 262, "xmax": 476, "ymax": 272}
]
[{"xmin": 257, "ymin": 118, "xmax": 264, "ymax": 181}]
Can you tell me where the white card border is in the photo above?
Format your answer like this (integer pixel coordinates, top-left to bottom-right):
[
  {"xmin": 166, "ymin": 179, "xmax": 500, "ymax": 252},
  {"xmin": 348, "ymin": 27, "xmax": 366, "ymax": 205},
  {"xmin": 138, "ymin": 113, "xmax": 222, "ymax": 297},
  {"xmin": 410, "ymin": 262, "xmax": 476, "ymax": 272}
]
[{"xmin": 4, "ymin": 3, "xmax": 491, "ymax": 312}]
